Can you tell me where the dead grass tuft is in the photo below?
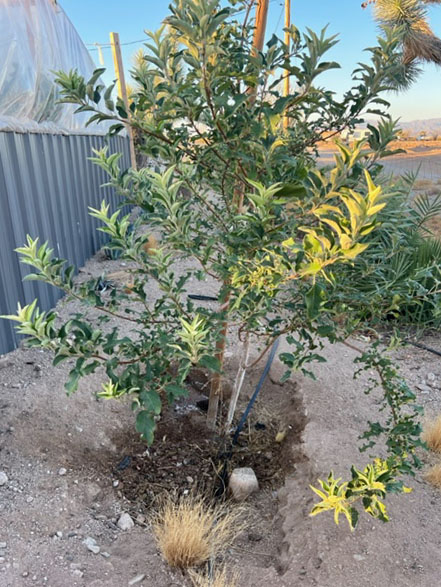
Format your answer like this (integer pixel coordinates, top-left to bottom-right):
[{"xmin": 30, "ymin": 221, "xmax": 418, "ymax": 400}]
[
  {"xmin": 414, "ymin": 179, "xmax": 435, "ymax": 191},
  {"xmin": 424, "ymin": 463, "xmax": 441, "ymax": 490},
  {"xmin": 189, "ymin": 565, "xmax": 240, "ymax": 587},
  {"xmin": 422, "ymin": 414, "xmax": 441, "ymax": 453},
  {"xmin": 151, "ymin": 494, "xmax": 244, "ymax": 568}
]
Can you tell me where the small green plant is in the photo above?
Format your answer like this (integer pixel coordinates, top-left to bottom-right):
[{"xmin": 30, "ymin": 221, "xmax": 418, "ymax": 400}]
[{"xmin": 2, "ymin": 0, "xmax": 432, "ymax": 528}]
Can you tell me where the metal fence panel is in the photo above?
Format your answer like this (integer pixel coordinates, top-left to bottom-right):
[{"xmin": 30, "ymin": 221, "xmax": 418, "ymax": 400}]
[{"xmin": 0, "ymin": 131, "xmax": 130, "ymax": 354}]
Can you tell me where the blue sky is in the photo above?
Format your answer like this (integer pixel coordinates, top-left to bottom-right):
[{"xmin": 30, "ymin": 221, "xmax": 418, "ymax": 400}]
[{"xmin": 61, "ymin": 0, "xmax": 441, "ymax": 122}]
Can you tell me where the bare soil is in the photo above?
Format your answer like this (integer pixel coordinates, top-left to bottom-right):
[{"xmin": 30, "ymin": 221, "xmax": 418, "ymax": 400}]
[{"xmin": 1, "ymin": 250, "xmax": 441, "ymax": 587}]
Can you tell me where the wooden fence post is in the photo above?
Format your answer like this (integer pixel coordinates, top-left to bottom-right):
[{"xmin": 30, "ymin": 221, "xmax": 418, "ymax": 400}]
[{"xmin": 109, "ymin": 32, "xmax": 137, "ymax": 169}]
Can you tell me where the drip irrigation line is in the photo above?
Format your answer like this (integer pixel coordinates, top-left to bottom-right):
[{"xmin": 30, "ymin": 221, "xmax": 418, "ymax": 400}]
[
  {"xmin": 232, "ymin": 337, "xmax": 280, "ymax": 445},
  {"xmin": 404, "ymin": 338, "xmax": 441, "ymax": 358},
  {"xmin": 214, "ymin": 337, "xmax": 280, "ymax": 497},
  {"xmin": 188, "ymin": 294, "xmax": 219, "ymax": 301}
]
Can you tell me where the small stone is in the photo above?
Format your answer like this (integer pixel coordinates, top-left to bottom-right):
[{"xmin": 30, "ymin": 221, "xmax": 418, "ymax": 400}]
[
  {"xmin": 26, "ymin": 496, "xmax": 34, "ymax": 503},
  {"xmin": 186, "ymin": 476, "xmax": 194, "ymax": 484},
  {"xmin": 22, "ymin": 572, "xmax": 29, "ymax": 577},
  {"xmin": 0, "ymin": 558, "xmax": 4, "ymax": 564},
  {"xmin": 416, "ymin": 383, "xmax": 431, "ymax": 393},
  {"xmin": 427, "ymin": 372, "xmax": 436, "ymax": 382},
  {"xmin": 83, "ymin": 537, "xmax": 100, "ymax": 554},
  {"xmin": 353, "ymin": 554, "xmax": 365, "ymax": 561},
  {"xmin": 229, "ymin": 467, "xmax": 259, "ymax": 501},
  {"xmin": 0, "ymin": 358, "xmax": 12, "ymax": 370},
  {"xmin": 101, "ymin": 552, "xmax": 110, "ymax": 558},
  {"xmin": 248, "ymin": 532, "xmax": 263, "ymax": 542},
  {"xmin": 58, "ymin": 468, "xmax": 67, "ymax": 476},
  {"xmin": 72, "ymin": 570, "xmax": 84, "ymax": 578},
  {"xmin": 0, "ymin": 543, "xmax": 6, "ymax": 549},
  {"xmin": 112, "ymin": 480, "xmax": 119, "ymax": 488},
  {"xmin": 129, "ymin": 574, "xmax": 146, "ymax": 586},
  {"xmin": 0, "ymin": 472, "xmax": 8, "ymax": 486},
  {"xmin": 136, "ymin": 514, "xmax": 146, "ymax": 525},
  {"xmin": 56, "ymin": 531, "xmax": 63, "ymax": 538},
  {"xmin": 117, "ymin": 513, "xmax": 134, "ymax": 531}
]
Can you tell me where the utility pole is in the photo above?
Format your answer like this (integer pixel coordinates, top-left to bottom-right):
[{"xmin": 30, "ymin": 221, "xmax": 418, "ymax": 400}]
[
  {"xmin": 283, "ymin": 0, "xmax": 291, "ymax": 131},
  {"xmin": 252, "ymin": 0, "xmax": 269, "ymax": 53},
  {"xmin": 109, "ymin": 32, "xmax": 137, "ymax": 169}
]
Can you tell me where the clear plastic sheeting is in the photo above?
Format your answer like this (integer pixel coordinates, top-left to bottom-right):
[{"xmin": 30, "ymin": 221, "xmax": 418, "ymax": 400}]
[{"xmin": 0, "ymin": 0, "xmax": 107, "ymax": 134}]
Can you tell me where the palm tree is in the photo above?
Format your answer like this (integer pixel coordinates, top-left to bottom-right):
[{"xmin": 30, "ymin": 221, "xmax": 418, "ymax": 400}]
[{"xmin": 363, "ymin": 0, "xmax": 441, "ymax": 66}]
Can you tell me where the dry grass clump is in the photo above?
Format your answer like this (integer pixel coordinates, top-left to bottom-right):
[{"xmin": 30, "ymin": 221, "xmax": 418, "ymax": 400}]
[
  {"xmin": 189, "ymin": 565, "xmax": 240, "ymax": 587},
  {"xmin": 424, "ymin": 463, "xmax": 441, "ymax": 490},
  {"xmin": 151, "ymin": 494, "xmax": 244, "ymax": 569},
  {"xmin": 414, "ymin": 178, "xmax": 435, "ymax": 191},
  {"xmin": 422, "ymin": 414, "xmax": 441, "ymax": 453}
]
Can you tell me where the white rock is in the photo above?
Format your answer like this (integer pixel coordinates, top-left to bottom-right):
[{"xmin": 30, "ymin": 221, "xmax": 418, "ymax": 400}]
[
  {"xmin": 82, "ymin": 537, "xmax": 100, "ymax": 554},
  {"xmin": 117, "ymin": 513, "xmax": 134, "ymax": 531},
  {"xmin": 427, "ymin": 372, "xmax": 436, "ymax": 382},
  {"xmin": 0, "ymin": 543, "xmax": 6, "ymax": 549},
  {"xmin": 58, "ymin": 468, "xmax": 67, "ymax": 476},
  {"xmin": 353, "ymin": 554, "xmax": 365, "ymax": 561},
  {"xmin": 0, "ymin": 472, "xmax": 8, "ymax": 486},
  {"xmin": 129, "ymin": 574, "xmax": 146, "ymax": 585},
  {"xmin": 229, "ymin": 467, "xmax": 259, "ymax": 501}
]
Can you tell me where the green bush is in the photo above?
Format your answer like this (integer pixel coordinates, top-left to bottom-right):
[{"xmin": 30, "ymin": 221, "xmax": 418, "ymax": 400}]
[{"xmin": 2, "ymin": 0, "xmax": 431, "ymax": 528}]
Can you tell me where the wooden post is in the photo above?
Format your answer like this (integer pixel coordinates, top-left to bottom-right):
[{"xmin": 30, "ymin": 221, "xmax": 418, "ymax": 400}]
[
  {"xmin": 206, "ymin": 0, "xmax": 271, "ymax": 431},
  {"xmin": 252, "ymin": 0, "xmax": 270, "ymax": 53},
  {"xmin": 283, "ymin": 0, "xmax": 291, "ymax": 131},
  {"xmin": 109, "ymin": 32, "xmax": 137, "ymax": 169}
]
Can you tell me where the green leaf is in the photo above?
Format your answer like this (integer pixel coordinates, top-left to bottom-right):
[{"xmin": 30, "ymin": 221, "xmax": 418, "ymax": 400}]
[
  {"xmin": 275, "ymin": 183, "xmax": 307, "ymax": 199},
  {"xmin": 165, "ymin": 384, "xmax": 188, "ymax": 402},
  {"xmin": 135, "ymin": 411, "xmax": 156, "ymax": 445},
  {"xmin": 139, "ymin": 390, "xmax": 162, "ymax": 415},
  {"xmin": 306, "ymin": 283, "xmax": 325, "ymax": 320},
  {"xmin": 65, "ymin": 369, "xmax": 80, "ymax": 395},
  {"xmin": 53, "ymin": 354, "xmax": 71, "ymax": 366},
  {"xmin": 199, "ymin": 355, "xmax": 222, "ymax": 373}
]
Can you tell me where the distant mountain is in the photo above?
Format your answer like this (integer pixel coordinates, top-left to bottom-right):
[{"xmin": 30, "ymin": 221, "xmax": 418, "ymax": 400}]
[
  {"xmin": 358, "ymin": 117, "xmax": 441, "ymax": 138},
  {"xmin": 398, "ymin": 118, "xmax": 441, "ymax": 136}
]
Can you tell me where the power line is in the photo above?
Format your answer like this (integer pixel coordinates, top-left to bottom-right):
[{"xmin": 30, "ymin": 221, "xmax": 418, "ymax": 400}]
[
  {"xmin": 86, "ymin": 0, "xmax": 281, "ymax": 52},
  {"xmin": 87, "ymin": 39, "xmax": 145, "ymax": 51}
]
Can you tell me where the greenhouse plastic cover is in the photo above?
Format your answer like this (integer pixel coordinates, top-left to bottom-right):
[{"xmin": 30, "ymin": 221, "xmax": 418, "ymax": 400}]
[{"xmin": 0, "ymin": 0, "xmax": 109, "ymax": 134}]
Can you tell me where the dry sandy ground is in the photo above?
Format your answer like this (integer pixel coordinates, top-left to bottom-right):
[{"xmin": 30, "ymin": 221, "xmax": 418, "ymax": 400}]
[
  {"xmin": 318, "ymin": 141, "xmax": 441, "ymax": 181},
  {"xmin": 1, "ymin": 251, "xmax": 441, "ymax": 587}
]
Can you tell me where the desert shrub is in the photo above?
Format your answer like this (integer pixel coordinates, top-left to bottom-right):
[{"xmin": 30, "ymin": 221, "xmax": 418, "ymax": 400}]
[
  {"xmin": 331, "ymin": 182, "xmax": 441, "ymax": 328},
  {"xmin": 2, "ymin": 0, "xmax": 430, "ymax": 528},
  {"xmin": 151, "ymin": 494, "xmax": 243, "ymax": 568}
]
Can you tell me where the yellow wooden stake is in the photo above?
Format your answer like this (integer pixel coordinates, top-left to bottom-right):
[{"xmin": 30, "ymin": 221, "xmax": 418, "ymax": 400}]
[
  {"xmin": 283, "ymin": 0, "xmax": 291, "ymax": 131},
  {"xmin": 109, "ymin": 32, "xmax": 137, "ymax": 170}
]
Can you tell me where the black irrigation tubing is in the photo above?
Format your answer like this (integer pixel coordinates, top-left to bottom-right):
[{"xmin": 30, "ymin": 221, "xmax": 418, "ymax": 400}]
[
  {"xmin": 187, "ymin": 294, "xmax": 219, "ymax": 301},
  {"xmin": 232, "ymin": 337, "xmax": 281, "ymax": 445},
  {"xmin": 404, "ymin": 339, "xmax": 441, "ymax": 358},
  {"xmin": 215, "ymin": 337, "xmax": 280, "ymax": 497}
]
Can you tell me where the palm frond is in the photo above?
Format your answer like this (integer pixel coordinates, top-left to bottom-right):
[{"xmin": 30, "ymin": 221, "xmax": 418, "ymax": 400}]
[
  {"xmin": 413, "ymin": 193, "xmax": 441, "ymax": 224},
  {"xmin": 370, "ymin": 0, "xmax": 441, "ymax": 66}
]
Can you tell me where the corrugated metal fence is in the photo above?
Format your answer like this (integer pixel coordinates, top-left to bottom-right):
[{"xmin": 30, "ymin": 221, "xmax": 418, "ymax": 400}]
[{"xmin": 0, "ymin": 131, "xmax": 131, "ymax": 354}]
